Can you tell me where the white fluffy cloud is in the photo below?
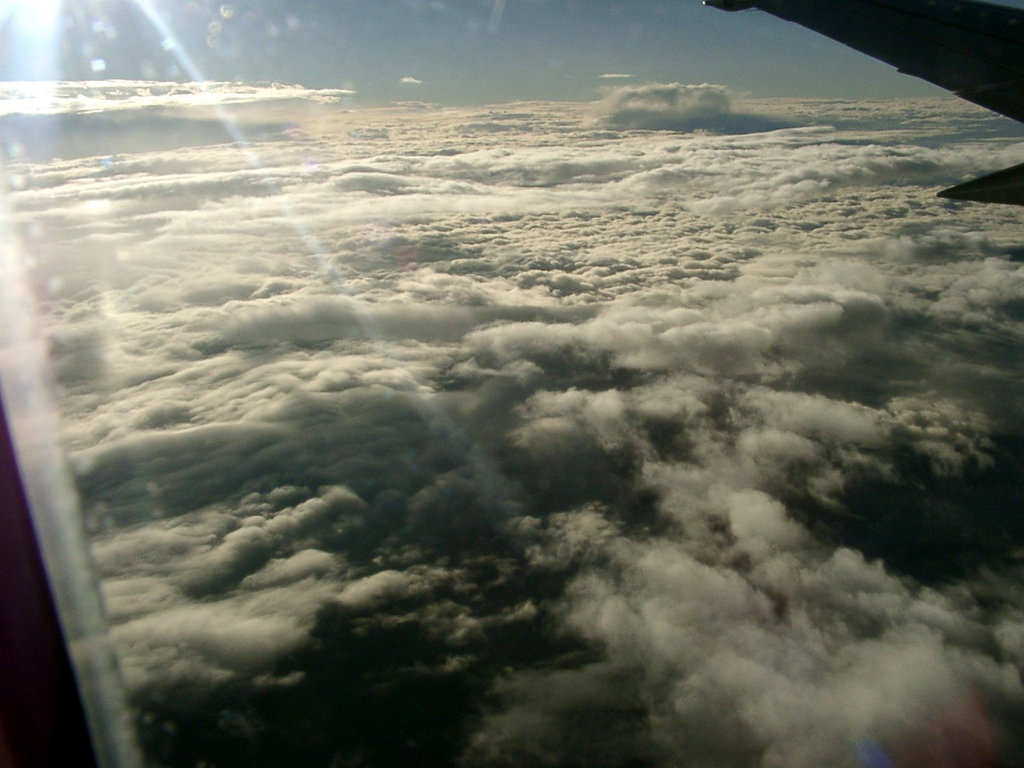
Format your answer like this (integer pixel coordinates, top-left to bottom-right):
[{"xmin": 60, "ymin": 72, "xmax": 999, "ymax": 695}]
[{"xmin": 7, "ymin": 82, "xmax": 1024, "ymax": 767}]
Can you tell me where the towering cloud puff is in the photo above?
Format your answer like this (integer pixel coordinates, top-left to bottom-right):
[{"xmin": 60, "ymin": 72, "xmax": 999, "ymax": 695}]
[{"xmin": 593, "ymin": 81, "xmax": 788, "ymax": 133}]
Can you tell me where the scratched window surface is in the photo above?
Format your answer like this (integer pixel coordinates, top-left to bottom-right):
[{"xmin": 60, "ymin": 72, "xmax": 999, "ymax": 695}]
[{"xmin": 3, "ymin": 2, "xmax": 1024, "ymax": 767}]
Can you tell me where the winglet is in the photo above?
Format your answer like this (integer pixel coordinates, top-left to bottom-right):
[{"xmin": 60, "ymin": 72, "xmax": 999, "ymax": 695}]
[
  {"xmin": 938, "ymin": 161, "xmax": 1024, "ymax": 206},
  {"xmin": 703, "ymin": 1, "xmax": 759, "ymax": 10}
]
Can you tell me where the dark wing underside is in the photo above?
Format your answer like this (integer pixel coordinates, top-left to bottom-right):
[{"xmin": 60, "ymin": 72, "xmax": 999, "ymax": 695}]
[
  {"xmin": 707, "ymin": 0, "xmax": 1024, "ymax": 204},
  {"xmin": 750, "ymin": 0, "xmax": 1024, "ymax": 123}
]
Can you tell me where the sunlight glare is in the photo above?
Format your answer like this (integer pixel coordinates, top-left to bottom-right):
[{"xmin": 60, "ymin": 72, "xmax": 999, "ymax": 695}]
[
  {"xmin": 1, "ymin": 0, "xmax": 61, "ymax": 27},
  {"xmin": 1, "ymin": 0, "xmax": 63, "ymax": 80}
]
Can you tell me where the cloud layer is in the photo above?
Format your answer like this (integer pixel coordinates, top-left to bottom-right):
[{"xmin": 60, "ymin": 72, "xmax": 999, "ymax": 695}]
[{"xmin": 7, "ymin": 82, "xmax": 1024, "ymax": 768}]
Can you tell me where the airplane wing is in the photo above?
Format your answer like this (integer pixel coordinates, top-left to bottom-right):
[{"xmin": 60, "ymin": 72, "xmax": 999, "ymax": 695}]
[{"xmin": 705, "ymin": 0, "xmax": 1024, "ymax": 205}]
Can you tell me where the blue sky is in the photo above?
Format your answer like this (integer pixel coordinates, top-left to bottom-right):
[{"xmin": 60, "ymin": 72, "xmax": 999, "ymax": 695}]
[{"xmin": 5, "ymin": 0, "xmax": 1024, "ymax": 104}]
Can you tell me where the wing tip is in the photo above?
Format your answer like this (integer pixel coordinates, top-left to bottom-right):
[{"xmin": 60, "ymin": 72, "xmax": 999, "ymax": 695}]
[
  {"xmin": 938, "ymin": 161, "xmax": 1024, "ymax": 206},
  {"xmin": 703, "ymin": 1, "xmax": 759, "ymax": 10}
]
